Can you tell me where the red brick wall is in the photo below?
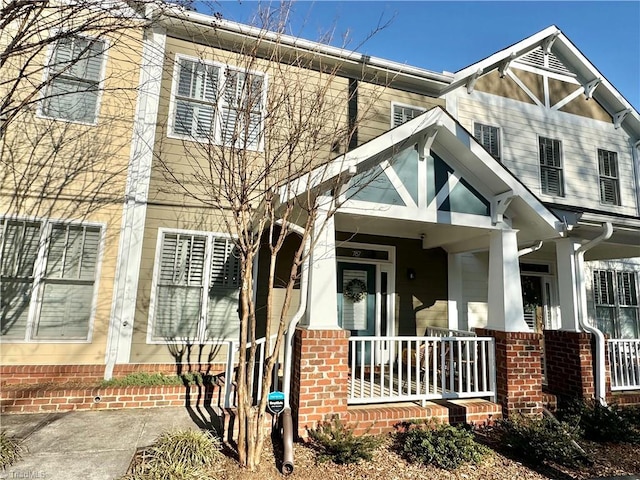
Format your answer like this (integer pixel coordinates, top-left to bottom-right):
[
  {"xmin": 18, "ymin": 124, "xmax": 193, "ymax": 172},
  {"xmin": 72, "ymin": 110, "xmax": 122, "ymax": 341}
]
[
  {"xmin": 476, "ymin": 328, "xmax": 543, "ymax": 417},
  {"xmin": 543, "ymin": 331, "xmax": 595, "ymax": 400},
  {"xmin": 290, "ymin": 328, "xmax": 350, "ymax": 438},
  {"xmin": 1, "ymin": 383, "xmax": 218, "ymax": 414}
]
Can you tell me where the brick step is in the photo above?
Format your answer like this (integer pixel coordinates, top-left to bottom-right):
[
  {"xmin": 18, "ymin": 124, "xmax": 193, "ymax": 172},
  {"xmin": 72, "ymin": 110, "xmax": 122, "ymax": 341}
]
[{"xmin": 344, "ymin": 399, "xmax": 502, "ymax": 436}]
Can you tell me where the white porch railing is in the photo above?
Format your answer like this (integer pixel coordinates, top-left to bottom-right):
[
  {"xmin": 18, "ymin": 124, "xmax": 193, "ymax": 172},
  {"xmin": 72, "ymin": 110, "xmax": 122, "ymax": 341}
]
[
  {"xmin": 608, "ymin": 339, "xmax": 640, "ymax": 391},
  {"xmin": 223, "ymin": 335, "xmax": 281, "ymax": 408},
  {"xmin": 348, "ymin": 336, "xmax": 496, "ymax": 405},
  {"xmin": 425, "ymin": 326, "xmax": 477, "ymax": 337}
]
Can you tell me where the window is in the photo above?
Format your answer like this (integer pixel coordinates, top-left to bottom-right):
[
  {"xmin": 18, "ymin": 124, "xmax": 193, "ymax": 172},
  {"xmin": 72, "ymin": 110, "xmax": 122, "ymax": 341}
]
[
  {"xmin": 171, "ymin": 57, "xmax": 265, "ymax": 150},
  {"xmin": 539, "ymin": 136, "xmax": 564, "ymax": 196},
  {"xmin": 1, "ymin": 219, "xmax": 101, "ymax": 340},
  {"xmin": 41, "ymin": 36, "xmax": 106, "ymax": 123},
  {"xmin": 598, "ymin": 149, "xmax": 620, "ymax": 205},
  {"xmin": 474, "ymin": 123, "xmax": 500, "ymax": 160},
  {"xmin": 150, "ymin": 231, "xmax": 241, "ymax": 342},
  {"xmin": 593, "ymin": 270, "xmax": 639, "ymax": 339},
  {"xmin": 392, "ymin": 104, "xmax": 425, "ymax": 127}
]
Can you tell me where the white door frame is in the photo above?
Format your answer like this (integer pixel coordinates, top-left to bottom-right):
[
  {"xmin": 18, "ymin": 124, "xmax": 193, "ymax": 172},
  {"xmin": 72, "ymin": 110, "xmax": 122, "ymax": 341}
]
[{"xmin": 337, "ymin": 242, "xmax": 396, "ymax": 361}]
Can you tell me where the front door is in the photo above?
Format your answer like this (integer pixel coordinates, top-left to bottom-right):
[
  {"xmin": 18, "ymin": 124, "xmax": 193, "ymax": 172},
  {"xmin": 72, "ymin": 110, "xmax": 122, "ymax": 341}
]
[{"xmin": 338, "ymin": 262, "xmax": 376, "ymax": 363}]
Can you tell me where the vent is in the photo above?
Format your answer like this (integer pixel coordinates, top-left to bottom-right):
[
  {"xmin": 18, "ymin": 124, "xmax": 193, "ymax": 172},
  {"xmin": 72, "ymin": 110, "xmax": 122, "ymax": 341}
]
[{"xmin": 515, "ymin": 47, "xmax": 573, "ymax": 76}]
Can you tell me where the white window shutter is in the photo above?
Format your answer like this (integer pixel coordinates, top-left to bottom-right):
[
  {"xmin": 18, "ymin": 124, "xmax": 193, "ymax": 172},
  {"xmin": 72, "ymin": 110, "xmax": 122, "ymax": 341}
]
[{"xmin": 207, "ymin": 237, "xmax": 240, "ymax": 340}]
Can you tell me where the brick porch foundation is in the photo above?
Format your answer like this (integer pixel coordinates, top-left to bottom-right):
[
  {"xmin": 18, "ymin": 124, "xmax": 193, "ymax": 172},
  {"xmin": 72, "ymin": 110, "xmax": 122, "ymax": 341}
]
[
  {"xmin": 289, "ymin": 327, "xmax": 350, "ymax": 439},
  {"xmin": 476, "ymin": 328, "xmax": 543, "ymax": 417},
  {"xmin": 544, "ymin": 330, "xmax": 596, "ymax": 400}
]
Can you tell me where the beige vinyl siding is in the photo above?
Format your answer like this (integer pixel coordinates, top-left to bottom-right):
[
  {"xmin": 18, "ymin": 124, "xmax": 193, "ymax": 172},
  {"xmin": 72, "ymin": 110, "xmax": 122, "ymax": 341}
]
[
  {"xmin": 456, "ymin": 94, "xmax": 638, "ymax": 216},
  {"xmin": 0, "ymin": 27, "xmax": 144, "ymax": 365},
  {"xmin": 357, "ymin": 83, "xmax": 444, "ymax": 145}
]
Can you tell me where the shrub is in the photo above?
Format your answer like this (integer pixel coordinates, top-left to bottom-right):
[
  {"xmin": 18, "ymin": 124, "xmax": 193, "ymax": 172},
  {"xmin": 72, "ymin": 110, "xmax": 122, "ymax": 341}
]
[
  {"xmin": 0, "ymin": 431, "xmax": 23, "ymax": 470},
  {"xmin": 489, "ymin": 414, "xmax": 586, "ymax": 467},
  {"xmin": 100, "ymin": 372, "xmax": 213, "ymax": 388},
  {"xmin": 401, "ymin": 422, "xmax": 489, "ymax": 470},
  {"xmin": 560, "ymin": 399, "xmax": 640, "ymax": 444},
  {"xmin": 308, "ymin": 416, "xmax": 383, "ymax": 465},
  {"xmin": 121, "ymin": 429, "xmax": 222, "ymax": 480}
]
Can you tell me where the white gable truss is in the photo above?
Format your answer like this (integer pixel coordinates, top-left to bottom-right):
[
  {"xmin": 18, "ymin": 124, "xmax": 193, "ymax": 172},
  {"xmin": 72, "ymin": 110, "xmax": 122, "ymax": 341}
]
[
  {"xmin": 445, "ymin": 26, "xmax": 640, "ymax": 139},
  {"xmin": 284, "ymin": 107, "xmax": 562, "ymax": 253}
]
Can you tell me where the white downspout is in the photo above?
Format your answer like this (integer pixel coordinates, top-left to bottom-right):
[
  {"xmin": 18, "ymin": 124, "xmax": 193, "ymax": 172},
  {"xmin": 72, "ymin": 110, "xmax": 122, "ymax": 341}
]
[
  {"xmin": 283, "ymin": 236, "xmax": 310, "ymax": 408},
  {"xmin": 518, "ymin": 241, "xmax": 543, "ymax": 257},
  {"xmin": 575, "ymin": 222, "xmax": 613, "ymax": 405}
]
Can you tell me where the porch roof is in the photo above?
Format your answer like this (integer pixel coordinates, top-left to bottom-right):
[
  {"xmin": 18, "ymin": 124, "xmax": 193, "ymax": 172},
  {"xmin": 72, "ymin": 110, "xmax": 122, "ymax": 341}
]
[{"xmin": 284, "ymin": 106, "xmax": 563, "ymax": 253}]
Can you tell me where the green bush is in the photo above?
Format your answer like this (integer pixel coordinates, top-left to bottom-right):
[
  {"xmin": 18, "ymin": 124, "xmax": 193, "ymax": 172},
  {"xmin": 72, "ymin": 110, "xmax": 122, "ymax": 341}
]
[
  {"xmin": 308, "ymin": 416, "xmax": 383, "ymax": 465},
  {"xmin": 560, "ymin": 399, "xmax": 640, "ymax": 444},
  {"xmin": 490, "ymin": 414, "xmax": 586, "ymax": 467},
  {"xmin": 121, "ymin": 428, "xmax": 222, "ymax": 480},
  {"xmin": 0, "ymin": 431, "xmax": 23, "ymax": 470},
  {"xmin": 400, "ymin": 423, "xmax": 489, "ymax": 470},
  {"xmin": 101, "ymin": 372, "xmax": 212, "ymax": 388}
]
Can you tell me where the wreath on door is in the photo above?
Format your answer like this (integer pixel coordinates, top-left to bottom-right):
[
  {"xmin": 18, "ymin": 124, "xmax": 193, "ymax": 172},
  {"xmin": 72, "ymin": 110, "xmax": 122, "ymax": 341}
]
[{"xmin": 344, "ymin": 278, "xmax": 367, "ymax": 303}]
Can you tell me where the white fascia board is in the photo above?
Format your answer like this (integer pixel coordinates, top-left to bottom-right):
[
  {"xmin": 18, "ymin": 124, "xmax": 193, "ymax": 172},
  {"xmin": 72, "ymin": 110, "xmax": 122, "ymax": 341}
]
[
  {"xmin": 153, "ymin": 6, "xmax": 452, "ymax": 88},
  {"xmin": 446, "ymin": 26, "xmax": 561, "ymax": 91}
]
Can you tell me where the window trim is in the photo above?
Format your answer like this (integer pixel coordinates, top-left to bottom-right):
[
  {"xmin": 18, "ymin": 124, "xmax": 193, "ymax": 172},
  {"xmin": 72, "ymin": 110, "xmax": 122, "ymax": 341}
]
[
  {"xmin": 147, "ymin": 227, "xmax": 241, "ymax": 345},
  {"xmin": 36, "ymin": 31, "xmax": 109, "ymax": 126},
  {"xmin": 390, "ymin": 102, "xmax": 426, "ymax": 128},
  {"xmin": 167, "ymin": 53, "xmax": 268, "ymax": 152},
  {"xmin": 537, "ymin": 135, "xmax": 565, "ymax": 197},
  {"xmin": 472, "ymin": 121, "xmax": 502, "ymax": 161},
  {"xmin": 592, "ymin": 268, "xmax": 639, "ymax": 339},
  {"xmin": 596, "ymin": 148, "xmax": 621, "ymax": 206},
  {"xmin": 0, "ymin": 216, "xmax": 105, "ymax": 343}
]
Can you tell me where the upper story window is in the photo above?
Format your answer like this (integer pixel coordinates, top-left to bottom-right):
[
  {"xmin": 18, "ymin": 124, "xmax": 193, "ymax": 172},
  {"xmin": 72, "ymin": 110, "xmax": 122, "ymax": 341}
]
[
  {"xmin": 392, "ymin": 103, "xmax": 425, "ymax": 127},
  {"xmin": 473, "ymin": 123, "xmax": 501, "ymax": 160},
  {"xmin": 1, "ymin": 218, "xmax": 101, "ymax": 341},
  {"xmin": 593, "ymin": 270, "xmax": 639, "ymax": 338},
  {"xmin": 40, "ymin": 36, "xmax": 106, "ymax": 124},
  {"xmin": 538, "ymin": 136, "xmax": 564, "ymax": 196},
  {"xmin": 171, "ymin": 56, "xmax": 265, "ymax": 150},
  {"xmin": 597, "ymin": 149, "xmax": 620, "ymax": 206},
  {"xmin": 149, "ymin": 230, "xmax": 241, "ymax": 343}
]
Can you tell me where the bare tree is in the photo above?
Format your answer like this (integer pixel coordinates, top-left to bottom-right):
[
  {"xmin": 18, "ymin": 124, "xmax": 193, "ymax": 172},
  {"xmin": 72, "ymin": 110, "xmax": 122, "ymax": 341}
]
[{"xmin": 156, "ymin": 3, "xmax": 393, "ymax": 469}]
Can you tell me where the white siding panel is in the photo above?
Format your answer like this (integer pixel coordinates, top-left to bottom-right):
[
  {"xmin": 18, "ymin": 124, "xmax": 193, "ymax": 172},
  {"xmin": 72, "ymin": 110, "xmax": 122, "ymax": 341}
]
[{"xmin": 456, "ymin": 93, "xmax": 638, "ymax": 216}]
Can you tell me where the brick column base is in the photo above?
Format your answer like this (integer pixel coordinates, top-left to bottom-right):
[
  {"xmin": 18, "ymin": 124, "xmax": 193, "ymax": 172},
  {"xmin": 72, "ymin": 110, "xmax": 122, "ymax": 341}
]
[
  {"xmin": 290, "ymin": 328, "xmax": 349, "ymax": 439},
  {"xmin": 476, "ymin": 328, "xmax": 543, "ymax": 417},
  {"xmin": 544, "ymin": 330, "xmax": 597, "ymax": 400}
]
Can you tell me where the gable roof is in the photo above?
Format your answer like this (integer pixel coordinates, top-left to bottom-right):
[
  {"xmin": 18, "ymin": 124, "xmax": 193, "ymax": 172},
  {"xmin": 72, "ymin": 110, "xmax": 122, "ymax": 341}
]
[
  {"xmin": 444, "ymin": 26, "xmax": 640, "ymax": 140},
  {"xmin": 283, "ymin": 106, "xmax": 562, "ymax": 250}
]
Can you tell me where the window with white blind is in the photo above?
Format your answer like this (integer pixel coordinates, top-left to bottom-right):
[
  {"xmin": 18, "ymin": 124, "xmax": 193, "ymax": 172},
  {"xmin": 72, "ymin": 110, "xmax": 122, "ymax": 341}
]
[
  {"xmin": 40, "ymin": 36, "xmax": 106, "ymax": 123},
  {"xmin": 171, "ymin": 56, "xmax": 265, "ymax": 150},
  {"xmin": 391, "ymin": 103, "xmax": 425, "ymax": 127},
  {"xmin": 539, "ymin": 136, "xmax": 564, "ymax": 196},
  {"xmin": 597, "ymin": 149, "xmax": 620, "ymax": 206},
  {"xmin": 150, "ymin": 231, "xmax": 241, "ymax": 342},
  {"xmin": 593, "ymin": 270, "xmax": 639, "ymax": 339},
  {"xmin": 1, "ymin": 219, "xmax": 101, "ymax": 341},
  {"xmin": 473, "ymin": 123, "xmax": 501, "ymax": 160}
]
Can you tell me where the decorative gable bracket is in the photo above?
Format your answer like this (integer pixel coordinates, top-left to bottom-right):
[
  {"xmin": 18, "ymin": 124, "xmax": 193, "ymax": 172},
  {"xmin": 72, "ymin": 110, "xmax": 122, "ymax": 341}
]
[
  {"xmin": 466, "ymin": 68, "xmax": 484, "ymax": 94},
  {"xmin": 418, "ymin": 128, "xmax": 439, "ymax": 161},
  {"xmin": 613, "ymin": 109, "xmax": 631, "ymax": 129},
  {"xmin": 498, "ymin": 52, "xmax": 517, "ymax": 78},
  {"xmin": 491, "ymin": 191, "xmax": 515, "ymax": 225},
  {"xmin": 583, "ymin": 78, "xmax": 601, "ymax": 100},
  {"xmin": 543, "ymin": 32, "xmax": 560, "ymax": 54}
]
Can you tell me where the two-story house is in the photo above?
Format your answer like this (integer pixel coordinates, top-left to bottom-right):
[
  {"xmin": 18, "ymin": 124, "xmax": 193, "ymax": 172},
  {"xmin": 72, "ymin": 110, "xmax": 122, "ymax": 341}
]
[{"xmin": 2, "ymin": 5, "xmax": 638, "ymax": 430}]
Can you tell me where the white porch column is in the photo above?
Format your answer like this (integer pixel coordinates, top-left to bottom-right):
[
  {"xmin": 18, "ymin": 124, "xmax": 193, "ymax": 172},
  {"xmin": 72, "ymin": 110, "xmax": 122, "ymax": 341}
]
[
  {"xmin": 487, "ymin": 229, "xmax": 528, "ymax": 332},
  {"xmin": 447, "ymin": 253, "xmax": 462, "ymax": 330},
  {"xmin": 555, "ymin": 238, "xmax": 582, "ymax": 331},
  {"xmin": 302, "ymin": 208, "xmax": 340, "ymax": 329}
]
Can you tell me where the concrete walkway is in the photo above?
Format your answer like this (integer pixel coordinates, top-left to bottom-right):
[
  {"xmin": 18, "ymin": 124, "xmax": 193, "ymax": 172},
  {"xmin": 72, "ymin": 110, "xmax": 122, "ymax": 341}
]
[{"xmin": 0, "ymin": 407, "xmax": 215, "ymax": 480}]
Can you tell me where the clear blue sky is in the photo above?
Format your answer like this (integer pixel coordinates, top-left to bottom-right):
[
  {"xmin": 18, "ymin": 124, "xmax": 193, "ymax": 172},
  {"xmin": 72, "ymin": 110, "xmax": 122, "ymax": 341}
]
[{"xmin": 209, "ymin": 1, "xmax": 640, "ymax": 110}]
